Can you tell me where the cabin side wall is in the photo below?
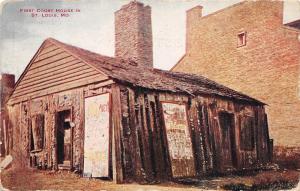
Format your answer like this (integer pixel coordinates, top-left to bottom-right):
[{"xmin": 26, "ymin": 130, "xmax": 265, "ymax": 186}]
[{"xmin": 114, "ymin": 85, "xmax": 271, "ymax": 182}]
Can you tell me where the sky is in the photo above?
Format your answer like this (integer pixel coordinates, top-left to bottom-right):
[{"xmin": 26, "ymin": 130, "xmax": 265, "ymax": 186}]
[{"xmin": 0, "ymin": 0, "xmax": 300, "ymax": 80}]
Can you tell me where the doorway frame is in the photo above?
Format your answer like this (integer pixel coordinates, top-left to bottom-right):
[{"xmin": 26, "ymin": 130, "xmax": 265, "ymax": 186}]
[
  {"xmin": 218, "ymin": 111, "xmax": 238, "ymax": 169},
  {"xmin": 55, "ymin": 107, "xmax": 74, "ymax": 169}
]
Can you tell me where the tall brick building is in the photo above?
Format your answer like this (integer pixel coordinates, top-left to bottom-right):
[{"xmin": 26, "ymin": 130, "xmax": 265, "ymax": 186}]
[{"xmin": 172, "ymin": 1, "xmax": 300, "ymax": 147}]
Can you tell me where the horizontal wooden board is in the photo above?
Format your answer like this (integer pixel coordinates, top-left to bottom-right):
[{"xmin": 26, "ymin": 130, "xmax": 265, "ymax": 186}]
[
  {"xmin": 35, "ymin": 48, "xmax": 65, "ymax": 62},
  {"xmin": 9, "ymin": 41, "xmax": 112, "ymax": 105},
  {"xmin": 31, "ymin": 52, "xmax": 72, "ymax": 70},
  {"xmin": 24, "ymin": 60, "xmax": 82, "ymax": 79},
  {"xmin": 18, "ymin": 63, "xmax": 91, "ymax": 87},
  {"xmin": 43, "ymin": 41, "xmax": 54, "ymax": 49},
  {"xmin": 12, "ymin": 70, "xmax": 100, "ymax": 97},
  {"xmin": 26, "ymin": 57, "xmax": 78, "ymax": 76},
  {"xmin": 9, "ymin": 76, "xmax": 111, "ymax": 104},
  {"xmin": 38, "ymin": 45, "xmax": 58, "ymax": 56}
]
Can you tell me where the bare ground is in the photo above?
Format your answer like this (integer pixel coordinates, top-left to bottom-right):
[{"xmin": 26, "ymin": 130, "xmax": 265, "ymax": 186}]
[{"xmin": 1, "ymin": 167, "xmax": 300, "ymax": 191}]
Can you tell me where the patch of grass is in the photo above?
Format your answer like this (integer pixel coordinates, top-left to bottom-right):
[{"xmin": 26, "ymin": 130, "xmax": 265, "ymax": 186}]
[{"xmin": 222, "ymin": 170, "xmax": 300, "ymax": 190}]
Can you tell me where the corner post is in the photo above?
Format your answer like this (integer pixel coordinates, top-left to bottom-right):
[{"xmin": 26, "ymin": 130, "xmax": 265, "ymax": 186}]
[{"xmin": 111, "ymin": 84, "xmax": 124, "ymax": 183}]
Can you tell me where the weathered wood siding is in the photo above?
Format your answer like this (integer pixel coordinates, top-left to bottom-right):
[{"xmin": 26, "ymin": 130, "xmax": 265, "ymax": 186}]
[
  {"xmin": 7, "ymin": 78, "xmax": 271, "ymax": 183},
  {"xmin": 8, "ymin": 82, "xmax": 114, "ymax": 170},
  {"xmin": 112, "ymin": 85, "xmax": 272, "ymax": 182},
  {"xmin": 9, "ymin": 41, "xmax": 108, "ymax": 104}
]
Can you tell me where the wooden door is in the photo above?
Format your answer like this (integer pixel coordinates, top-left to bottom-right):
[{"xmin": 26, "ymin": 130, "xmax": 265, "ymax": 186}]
[
  {"xmin": 218, "ymin": 112, "xmax": 237, "ymax": 168},
  {"xmin": 83, "ymin": 93, "xmax": 110, "ymax": 177}
]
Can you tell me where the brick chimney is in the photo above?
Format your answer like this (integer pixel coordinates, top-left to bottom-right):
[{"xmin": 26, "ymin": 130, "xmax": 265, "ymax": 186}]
[{"xmin": 115, "ymin": 1, "xmax": 153, "ymax": 67}]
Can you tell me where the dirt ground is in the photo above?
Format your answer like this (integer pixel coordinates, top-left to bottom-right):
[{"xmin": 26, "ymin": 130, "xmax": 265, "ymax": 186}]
[{"xmin": 1, "ymin": 167, "xmax": 300, "ymax": 191}]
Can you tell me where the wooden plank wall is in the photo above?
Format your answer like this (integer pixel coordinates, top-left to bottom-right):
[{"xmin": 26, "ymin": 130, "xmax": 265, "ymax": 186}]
[
  {"xmin": 114, "ymin": 87, "xmax": 272, "ymax": 182},
  {"xmin": 9, "ymin": 42, "xmax": 108, "ymax": 104},
  {"xmin": 8, "ymin": 88, "xmax": 87, "ymax": 171},
  {"xmin": 115, "ymin": 86, "xmax": 171, "ymax": 183},
  {"xmin": 7, "ymin": 80, "xmax": 272, "ymax": 182}
]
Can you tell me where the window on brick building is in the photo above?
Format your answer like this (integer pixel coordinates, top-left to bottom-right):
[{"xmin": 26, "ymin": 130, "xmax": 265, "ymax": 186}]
[
  {"xmin": 237, "ymin": 32, "xmax": 247, "ymax": 47},
  {"xmin": 240, "ymin": 116, "xmax": 255, "ymax": 151}
]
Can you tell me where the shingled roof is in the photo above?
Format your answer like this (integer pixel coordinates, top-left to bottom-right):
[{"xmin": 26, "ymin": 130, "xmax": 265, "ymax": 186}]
[{"xmin": 48, "ymin": 38, "xmax": 264, "ymax": 105}]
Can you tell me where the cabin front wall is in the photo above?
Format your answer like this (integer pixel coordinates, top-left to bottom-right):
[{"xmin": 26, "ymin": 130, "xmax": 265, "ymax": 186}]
[
  {"xmin": 8, "ymin": 88, "xmax": 82, "ymax": 170},
  {"xmin": 7, "ymin": 83, "xmax": 113, "ymax": 172}
]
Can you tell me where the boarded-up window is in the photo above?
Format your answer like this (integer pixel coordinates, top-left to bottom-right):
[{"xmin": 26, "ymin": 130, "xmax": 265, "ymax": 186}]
[
  {"xmin": 240, "ymin": 116, "xmax": 254, "ymax": 151},
  {"xmin": 30, "ymin": 114, "xmax": 45, "ymax": 151}
]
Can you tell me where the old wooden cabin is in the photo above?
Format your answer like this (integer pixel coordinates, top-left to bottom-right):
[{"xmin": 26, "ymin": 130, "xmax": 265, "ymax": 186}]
[{"xmin": 6, "ymin": 1, "xmax": 272, "ymax": 184}]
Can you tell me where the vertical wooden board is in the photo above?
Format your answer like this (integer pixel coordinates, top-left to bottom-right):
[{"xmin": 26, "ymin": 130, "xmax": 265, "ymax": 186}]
[
  {"xmin": 11, "ymin": 104, "xmax": 21, "ymax": 166},
  {"xmin": 161, "ymin": 102, "xmax": 196, "ymax": 177},
  {"xmin": 20, "ymin": 102, "xmax": 30, "ymax": 166},
  {"xmin": 137, "ymin": 93, "xmax": 154, "ymax": 180},
  {"xmin": 111, "ymin": 85, "xmax": 124, "ymax": 183},
  {"xmin": 218, "ymin": 112, "xmax": 238, "ymax": 168},
  {"xmin": 83, "ymin": 93, "xmax": 110, "ymax": 177},
  {"xmin": 189, "ymin": 101, "xmax": 206, "ymax": 175},
  {"xmin": 149, "ymin": 95, "xmax": 165, "ymax": 179},
  {"xmin": 79, "ymin": 89, "xmax": 85, "ymax": 172},
  {"xmin": 198, "ymin": 104, "xmax": 214, "ymax": 172},
  {"xmin": 127, "ymin": 88, "xmax": 142, "ymax": 180},
  {"xmin": 208, "ymin": 101, "xmax": 222, "ymax": 171},
  {"xmin": 255, "ymin": 107, "xmax": 267, "ymax": 164},
  {"xmin": 155, "ymin": 95, "xmax": 172, "ymax": 179},
  {"xmin": 120, "ymin": 87, "xmax": 134, "ymax": 180}
]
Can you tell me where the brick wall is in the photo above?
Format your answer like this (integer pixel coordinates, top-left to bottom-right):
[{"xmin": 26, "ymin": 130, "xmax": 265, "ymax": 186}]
[
  {"xmin": 172, "ymin": 1, "xmax": 300, "ymax": 147},
  {"xmin": 115, "ymin": 1, "xmax": 153, "ymax": 67}
]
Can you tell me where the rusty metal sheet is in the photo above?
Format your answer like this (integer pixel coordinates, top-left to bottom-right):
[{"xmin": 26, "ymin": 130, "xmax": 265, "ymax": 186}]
[
  {"xmin": 162, "ymin": 102, "xmax": 196, "ymax": 177},
  {"xmin": 83, "ymin": 93, "xmax": 110, "ymax": 177}
]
